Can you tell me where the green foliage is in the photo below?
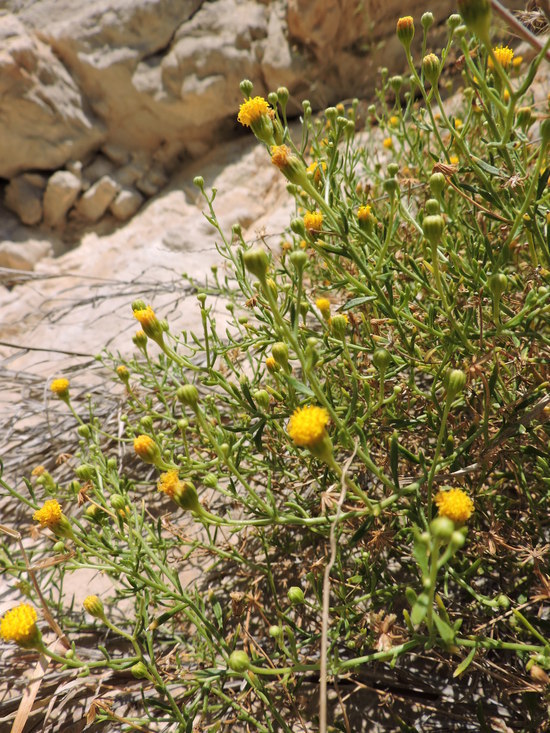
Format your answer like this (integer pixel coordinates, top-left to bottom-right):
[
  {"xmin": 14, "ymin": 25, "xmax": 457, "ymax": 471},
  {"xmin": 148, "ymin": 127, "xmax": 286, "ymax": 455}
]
[{"xmin": 1, "ymin": 10, "xmax": 550, "ymax": 732}]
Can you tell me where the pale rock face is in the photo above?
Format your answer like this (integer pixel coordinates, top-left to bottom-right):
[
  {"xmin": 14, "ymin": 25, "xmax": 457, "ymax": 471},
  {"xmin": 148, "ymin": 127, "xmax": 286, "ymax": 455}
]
[
  {"xmin": 0, "ymin": 238, "xmax": 52, "ymax": 270},
  {"xmin": 43, "ymin": 171, "xmax": 82, "ymax": 228},
  {"xmin": 0, "ymin": 13, "xmax": 104, "ymax": 178}
]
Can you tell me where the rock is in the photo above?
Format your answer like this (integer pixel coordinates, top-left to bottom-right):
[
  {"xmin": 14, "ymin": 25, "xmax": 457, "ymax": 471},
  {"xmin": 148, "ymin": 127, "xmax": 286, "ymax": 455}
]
[
  {"xmin": 0, "ymin": 238, "xmax": 52, "ymax": 270},
  {"xmin": 4, "ymin": 174, "xmax": 44, "ymax": 226},
  {"xmin": 136, "ymin": 166, "xmax": 169, "ymax": 198},
  {"xmin": 0, "ymin": 13, "xmax": 104, "ymax": 178},
  {"xmin": 75, "ymin": 175, "xmax": 119, "ymax": 222},
  {"xmin": 82, "ymin": 155, "xmax": 116, "ymax": 187},
  {"xmin": 110, "ymin": 188, "xmax": 144, "ymax": 221},
  {"xmin": 43, "ymin": 171, "xmax": 82, "ymax": 227}
]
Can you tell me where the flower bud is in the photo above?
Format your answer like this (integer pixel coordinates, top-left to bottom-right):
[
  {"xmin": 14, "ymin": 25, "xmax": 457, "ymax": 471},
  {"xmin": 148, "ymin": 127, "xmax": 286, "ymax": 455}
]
[
  {"xmin": 330, "ymin": 314, "xmax": 348, "ymax": 339},
  {"xmin": 131, "ymin": 661, "xmax": 150, "ymax": 679},
  {"xmin": 177, "ymin": 384, "xmax": 199, "ymax": 408},
  {"xmin": 447, "ymin": 13, "xmax": 462, "ymax": 30},
  {"xmin": 396, "ymin": 16, "xmax": 415, "ymax": 50},
  {"xmin": 193, "ymin": 175, "xmax": 204, "ymax": 189},
  {"xmin": 133, "ymin": 330, "xmax": 148, "ymax": 350},
  {"xmin": 277, "ymin": 86, "xmax": 289, "ymax": 106},
  {"xmin": 373, "ymin": 348, "xmax": 391, "ymax": 372},
  {"xmin": 288, "ymin": 586, "xmax": 305, "ymax": 605},
  {"xmin": 53, "ymin": 541, "xmax": 66, "ymax": 553},
  {"xmin": 421, "ymin": 11, "xmax": 434, "ymax": 30},
  {"xmin": 228, "ymin": 650, "xmax": 250, "ymax": 672},
  {"xmin": 83, "ymin": 595, "xmax": 106, "ymax": 620},
  {"xmin": 383, "ymin": 177, "xmax": 398, "ymax": 196},
  {"xmin": 253, "ymin": 389, "xmax": 271, "ymax": 410},
  {"xmin": 133, "ymin": 434, "xmax": 162, "ymax": 465},
  {"xmin": 242, "ymin": 247, "xmax": 269, "ymax": 281},
  {"xmin": 387, "ymin": 163, "xmax": 399, "ymax": 177},
  {"xmin": 488, "ymin": 273, "xmax": 507, "ymax": 299},
  {"xmin": 422, "ymin": 53, "xmax": 440, "ymax": 86},
  {"xmin": 429, "ymin": 172, "xmax": 446, "ymax": 197},
  {"xmin": 425, "ymin": 198, "xmax": 440, "ymax": 215},
  {"xmin": 272, "ymin": 342, "xmax": 289, "ymax": 370},
  {"xmin": 430, "ymin": 516, "xmax": 455, "ymax": 542},
  {"xmin": 110, "ymin": 494, "xmax": 127, "ymax": 512},
  {"xmin": 289, "ymin": 249, "xmax": 308, "ymax": 272},
  {"xmin": 75, "ymin": 463, "xmax": 94, "ymax": 481},
  {"xmin": 269, "ymin": 624, "xmax": 283, "ymax": 638},
  {"xmin": 239, "ymin": 79, "xmax": 254, "ymax": 98},
  {"xmin": 446, "ymin": 368, "xmax": 467, "ymax": 398},
  {"xmin": 77, "ymin": 424, "xmax": 91, "ymax": 439},
  {"xmin": 389, "ymin": 75, "xmax": 403, "ymax": 93},
  {"xmin": 516, "ymin": 106, "xmax": 533, "ymax": 129},
  {"xmin": 450, "ymin": 530, "xmax": 466, "ymax": 549},
  {"xmin": 290, "ymin": 217, "xmax": 306, "ymax": 237},
  {"xmin": 423, "ymin": 214, "xmax": 445, "ymax": 245}
]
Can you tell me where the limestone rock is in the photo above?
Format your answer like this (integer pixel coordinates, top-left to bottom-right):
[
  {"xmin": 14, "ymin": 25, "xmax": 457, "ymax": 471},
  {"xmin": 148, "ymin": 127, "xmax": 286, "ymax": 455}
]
[
  {"xmin": 43, "ymin": 171, "xmax": 82, "ymax": 227},
  {"xmin": 75, "ymin": 176, "xmax": 119, "ymax": 222},
  {"xmin": 4, "ymin": 174, "xmax": 44, "ymax": 226},
  {"xmin": 0, "ymin": 238, "xmax": 52, "ymax": 270},
  {"xmin": 110, "ymin": 188, "xmax": 144, "ymax": 221},
  {"xmin": 0, "ymin": 13, "xmax": 104, "ymax": 178}
]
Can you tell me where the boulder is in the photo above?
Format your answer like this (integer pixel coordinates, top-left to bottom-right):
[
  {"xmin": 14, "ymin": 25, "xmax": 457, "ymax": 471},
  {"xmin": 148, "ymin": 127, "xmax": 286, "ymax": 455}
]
[
  {"xmin": 4, "ymin": 174, "xmax": 45, "ymax": 226},
  {"xmin": 75, "ymin": 175, "xmax": 119, "ymax": 222},
  {"xmin": 0, "ymin": 238, "xmax": 52, "ymax": 270},
  {"xmin": 110, "ymin": 188, "xmax": 144, "ymax": 221},
  {"xmin": 43, "ymin": 171, "xmax": 82, "ymax": 227}
]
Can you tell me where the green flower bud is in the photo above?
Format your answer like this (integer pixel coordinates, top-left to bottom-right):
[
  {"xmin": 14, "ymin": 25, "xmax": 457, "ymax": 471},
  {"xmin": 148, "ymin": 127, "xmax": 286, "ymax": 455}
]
[
  {"xmin": 325, "ymin": 106, "xmax": 338, "ymax": 126},
  {"xmin": 383, "ymin": 177, "xmax": 398, "ymax": 196},
  {"xmin": 423, "ymin": 214, "xmax": 444, "ymax": 245},
  {"xmin": 177, "ymin": 384, "xmax": 199, "ymax": 408},
  {"xmin": 447, "ymin": 13, "xmax": 462, "ymax": 30},
  {"xmin": 193, "ymin": 175, "xmax": 204, "ymax": 189},
  {"xmin": 131, "ymin": 299, "xmax": 146, "ymax": 312},
  {"xmin": 272, "ymin": 342, "xmax": 289, "ymax": 369},
  {"xmin": 75, "ymin": 464, "xmax": 94, "ymax": 481},
  {"xmin": 133, "ymin": 330, "xmax": 148, "ymax": 349},
  {"xmin": 517, "ymin": 107, "xmax": 533, "ymax": 129},
  {"xmin": 290, "ymin": 218, "xmax": 306, "ymax": 237},
  {"xmin": 430, "ymin": 516, "xmax": 455, "ymax": 542},
  {"xmin": 110, "ymin": 494, "xmax": 127, "ymax": 512},
  {"xmin": 373, "ymin": 348, "xmax": 391, "ymax": 372},
  {"xmin": 421, "ymin": 11, "xmax": 434, "ymax": 30},
  {"xmin": 288, "ymin": 586, "xmax": 305, "ymax": 605},
  {"xmin": 84, "ymin": 504, "xmax": 103, "ymax": 522},
  {"xmin": 242, "ymin": 247, "xmax": 269, "ymax": 281},
  {"xmin": 450, "ymin": 530, "xmax": 466, "ymax": 549},
  {"xmin": 488, "ymin": 273, "xmax": 507, "ymax": 298},
  {"xmin": 389, "ymin": 75, "xmax": 403, "ymax": 93},
  {"xmin": 140, "ymin": 415, "xmax": 153, "ymax": 431},
  {"xmin": 228, "ymin": 650, "xmax": 250, "ymax": 673},
  {"xmin": 253, "ymin": 389, "xmax": 271, "ymax": 410},
  {"xmin": 77, "ymin": 424, "xmax": 91, "ymax": 439},
  {"xmin": 277, "ymin": 86, "xmax": 289, "ymax": 106},
  {"xmin": 203, "ymin": 473, "xmax": 218, "ymax": 489},
  {"xmin": 387, "ymin": 163, "xmax": 399, "ymax": 177},
  {"xmin": 239, "ymin": 79, "xmax": 254, "ymax": 98},
  {"xmin": 53, "ymin": 541, "xmax": 66, "ymax": 553},
  {"xmin": 429, "ymin": 172, "xmax": 446, "ymax": 197},
  {"xmin": 425, "ymin": 198, "xmax": 440, "ymax": 215},
  {"xmin": 446, "ymin": 368, "xmax": 467, "ymax": 398},
  {"xmin": 330, "ymin": 314, "xmax": 348, "ymax": 339},
  {"xmin": 267, "ymin": 91, "xmax": 278, "ymax": 108},
  {"xmin": 422, "ymin": 53, "xmax": 440, "ymax": 86},
  {"xmin": 269, "ymin": 624, "xmax": 283, "ymax": 638},
  {"xmin": 289, "ymin": 249, "xmax": 308, "ymax": 272},
  {"xmin": 131, "ymin": 661, "xmax": 150, "ymax": 679}
]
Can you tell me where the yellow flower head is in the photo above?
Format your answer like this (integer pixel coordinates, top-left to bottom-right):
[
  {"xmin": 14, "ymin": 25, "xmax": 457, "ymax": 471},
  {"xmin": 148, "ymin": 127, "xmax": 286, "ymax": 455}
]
[
  {"xmin": 488, "ymin": 45, "xmax": 514, "ymax": 70},
  {"xmin": 449, "ymin": 154, "xmax": 459, "ymax": 165},
  {"xmin": 31, "ymin": 465, "xmax": 46, "ymax": 477},
  {"xmin": 133, "ymin": 305, "xmax": 156, "ymax": 329},
  {"xmin": 116, "ymin": 365, "xmax": 130, "ymax": 381},
  {"xmin": 0, "ymin": 604, "xmax": 40, "ymax": 648},
  {"xmin": 271, "ymin": 144, "xmax": 291, "ymax": 169},
  {"xmin": 454, "ymin": 118, "xmax": 463, "ymax": 130},
  {"xmin": 383, "ymin": 137, "xmax": 393, "ymax": 150},
  {"xmin": 50, "ymin": 378, "xmax": 69, "ymax": 397},
  {"xmin": 512, "ymin": 55, "xmax": 522, "ymax": 68},
  {"xmin": 435, "ymin": 488, "xmax": 474, "ymax": 523},
  {"xmin": 307, "ymin": 160, "xmax": 327, "ymax": 183},
  {"xmin": 133, "ymin": 434, "xmax": 161, "ymax": 464},
  {"xmin": 389, "ymin": 115, "xmax": 399, "ymax": 128},
  {"xmin": 316, "ymin": 297, "xmax": 331, "ymax": 319},
  {"xmin": 33, "ymin": 499, "xmax": 63, "ymax": 528},
  {"xmin": 83, "ymin": 595, "xmax": 105, "ymax": 620},
  {"xmin": 237, "ymin": 96, "xmax": 270, "ymax": 127},
  {"xmin": 357, "ymin": 204, "xmax": 372, "ymax": 222},
  {"xmin": 287, "ymin": 405, "xmax": 329, "ymax": 448},
  {"xmin": 265, "ymin": 356, "xmax": 279, "ymax": 372},
  {"xmin": 157, "ymin": 469, "xmax": 180, "ymax": 499},
  {"xmin": 303, "ymin": 210, "xmax": 323, "ymax": 234}
]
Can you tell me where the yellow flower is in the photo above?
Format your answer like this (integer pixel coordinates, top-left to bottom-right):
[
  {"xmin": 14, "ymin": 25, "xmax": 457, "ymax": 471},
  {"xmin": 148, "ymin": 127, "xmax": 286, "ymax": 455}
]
[
  {"xmin": 50, "ymin": 378, "xmax": 69, "ymax": 397},
  {"xmin": 306, "ymin": 160, "xmax": 327, "ymax": 184},
  {"xmin": 237, "ymin": 96, "xmax": 270, "ymax": 127},
  {"xmin": 33, "ymin": 499, "xmax": 63, "ymax": 528},
  {"xmin": 488, "ymin": 45, "xmax": 514, "ymax": 70},
  {"xmin": 157, "ymin": 469, "xmax": 180, "ymax": 499},
  {"xmin": 31, "ymin": 465, "xmax": 46, "ymax": 477},
  {"xmin": 435, "ymin": 488, "xmax": 474, "ymax": 523},
  {"xmin": 383, "ymin": 137, "xmax": 393, "ymax": 149},
  {"xmin": 0, "ymin": 604, "xmax": 41, "ymax": 648},
  {"xmin": 389, "ymin": 115, "xmax": 399, "ymax": 127},
  {"xmin": 265, "ymin": 356, "xmax": 279, "ymax": 372},
  {"xmin": 133, "ymin": 434, "xmax": 161, "ymax": 465},
  {"xmin": 503, "ymin": 89, "xmax": 510, "ymax": 103},
  {"xmin": 287, "ymin": 405, "xmax": 329, "ymax": 448},
  {"xmin": 512, "ymin": 55, "xmax": 522, "ymax": 68},
  {"xmin": 449, "ymin": 155, "xmax": 459, "ymax": 165},
  {"xmin": 83, "ymin": 595, "xmax": 105, "ymax": 620},
  {"xmin": 357, "ymin": 204, "xmax": 372, "ymax": 222},
  {"xmin": 270, "ymin": 144, "xmax": 291, "ymax": 169},
  {"xmin": 133, "ymin": 305, "xmax": 156, "ymax": 330},
  {"xmin": 303, "ymin": 210, "xmax": 323, "ymax": 234},
  {"xmin": 316, "ymin": 297, "xmax": 331, "ymax": 319},
  {"xmin": 454, "ymin": 118, "xmax": 463, "ymax": 130}
]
